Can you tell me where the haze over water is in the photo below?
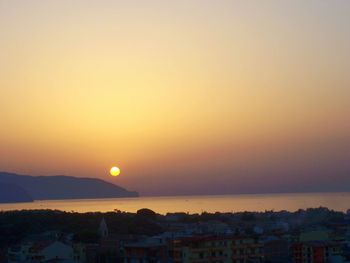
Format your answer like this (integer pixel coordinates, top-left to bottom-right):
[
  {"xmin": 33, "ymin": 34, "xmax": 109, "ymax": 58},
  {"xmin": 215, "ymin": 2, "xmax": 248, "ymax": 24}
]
[{"xmin": 1, "ymin": 193, "xmax": 350, "ymax": 214}]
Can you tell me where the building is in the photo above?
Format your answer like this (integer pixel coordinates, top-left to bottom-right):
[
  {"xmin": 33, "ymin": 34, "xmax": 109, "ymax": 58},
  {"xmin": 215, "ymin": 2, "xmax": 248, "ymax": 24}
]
[
  {"xmin": 172, "ymin": 235, "xmax": 264, "ymax": 263},
  {"xmin": 8, "ymin": 241, "xmax": 74, "ymax": 263},
  {"xmin": 263, "ymin": 238, "xmax": 289, "ymax": 263},
  {"xmin": 172, "ymin": 236, "xmax": 230, "ymax": 263},
  {"xmin": 124, "ymin": 239, "xmax": 169, "ymax": 263},
  {"xmin": 292, "ymin": 241, "xmax": 343, "ymax": 263},
  {"xmin": 231, "ymin": 236, "xmax": 264, "ymax": 263},
  {"xmin": 98, "ymin": 218, "xmax": 109, "ymax": 238}
]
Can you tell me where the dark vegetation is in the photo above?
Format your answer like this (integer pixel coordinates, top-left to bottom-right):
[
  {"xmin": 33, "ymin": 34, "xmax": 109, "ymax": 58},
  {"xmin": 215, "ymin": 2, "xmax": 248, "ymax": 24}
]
[
  {"xmin": 0, "ymin": 207, "xmax": 345, "ymax": 249},
  {"xmin": 0, "ymin": 209, "xmax": 162, "ymax": 248}
]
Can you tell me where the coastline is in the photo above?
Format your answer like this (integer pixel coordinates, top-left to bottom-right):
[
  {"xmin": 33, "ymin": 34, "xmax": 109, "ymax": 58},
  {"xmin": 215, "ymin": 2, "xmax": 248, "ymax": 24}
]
[{"xmin": 1, "ymin": 192, "xmax": 350, "ymax": 214}]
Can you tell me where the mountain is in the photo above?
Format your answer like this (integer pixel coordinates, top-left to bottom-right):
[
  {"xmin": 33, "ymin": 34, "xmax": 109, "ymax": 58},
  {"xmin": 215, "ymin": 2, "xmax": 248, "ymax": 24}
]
[
  {"xmin": 0, "ymin": 172, "xmax": 138, "ymax": 203},
  {"xmin": 0, "ymin": 183, "xmax": 33, "ymax": 203}
]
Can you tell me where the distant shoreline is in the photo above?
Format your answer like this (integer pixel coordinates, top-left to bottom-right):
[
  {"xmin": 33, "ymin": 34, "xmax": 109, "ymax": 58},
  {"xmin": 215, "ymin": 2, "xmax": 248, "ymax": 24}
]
[
  {"xmin": 0, "ymin": 172, "xmax": 138, "ymax": 204},
  {"xmin": 1, "ymin": 192, "xmax": 350, "ymax": 214},
  {"xmin": 2, "ymin": 190, "xmax": 350, "ymax": 204}
]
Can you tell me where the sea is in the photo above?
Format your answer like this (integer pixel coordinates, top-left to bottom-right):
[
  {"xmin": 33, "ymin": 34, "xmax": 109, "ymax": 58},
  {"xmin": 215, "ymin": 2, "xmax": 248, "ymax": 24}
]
[{"xmin": 1, "ymin": 192, "xmax": 350, "ymax": 214}]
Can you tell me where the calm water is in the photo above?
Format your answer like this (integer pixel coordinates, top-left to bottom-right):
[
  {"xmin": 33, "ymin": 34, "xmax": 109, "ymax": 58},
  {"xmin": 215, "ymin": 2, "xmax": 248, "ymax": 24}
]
[{"xmin": 1, "ymin": 192, "xmax": 350, "ymax": 214}]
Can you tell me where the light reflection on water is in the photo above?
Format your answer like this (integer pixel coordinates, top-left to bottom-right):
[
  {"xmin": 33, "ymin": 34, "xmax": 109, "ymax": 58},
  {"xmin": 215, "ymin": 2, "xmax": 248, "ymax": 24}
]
[{"xmin": 0, "ymin": 192, "xmax": 349, "ymax": 214}]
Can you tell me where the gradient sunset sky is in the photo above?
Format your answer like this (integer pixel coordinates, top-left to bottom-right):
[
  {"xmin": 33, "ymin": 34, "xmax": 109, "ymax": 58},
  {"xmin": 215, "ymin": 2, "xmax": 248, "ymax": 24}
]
[{"xmin": 1, "ymin": 1, "xmax": 349, "ymax": 196}]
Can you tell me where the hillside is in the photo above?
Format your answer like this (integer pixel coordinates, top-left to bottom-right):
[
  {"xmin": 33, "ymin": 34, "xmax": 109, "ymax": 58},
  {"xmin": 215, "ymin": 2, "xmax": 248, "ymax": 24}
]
[
  {"xmin": 0, "ymin": 172, "xmax": 138, "ymax": 203},
  {"xmin": 0, "ymin": 183, "xmax": 33, "ymax": 203}
]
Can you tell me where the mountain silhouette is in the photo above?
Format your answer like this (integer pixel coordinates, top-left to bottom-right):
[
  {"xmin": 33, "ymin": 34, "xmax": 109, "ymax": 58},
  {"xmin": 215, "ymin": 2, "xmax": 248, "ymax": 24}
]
[
  {"xmin": 0, "ymin": 172, "xmax": 138, "ymax": 203},
  {"xmin": 0, "ymin": 183, "xmax": 33, "ymax": 203}
]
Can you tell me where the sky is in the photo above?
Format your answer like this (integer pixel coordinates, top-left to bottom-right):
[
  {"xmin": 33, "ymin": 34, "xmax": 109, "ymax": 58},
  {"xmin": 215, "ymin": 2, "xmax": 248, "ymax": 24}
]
[{"xmin": 1, "ymin": 0, "xmax": 349, "ymax": 196}]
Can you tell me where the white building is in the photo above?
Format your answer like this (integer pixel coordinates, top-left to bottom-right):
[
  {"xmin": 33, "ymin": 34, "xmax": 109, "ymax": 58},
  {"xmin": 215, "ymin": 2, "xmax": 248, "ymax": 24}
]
[{"xmin": 8, "ymin": 241, "xmax": 75, "ymax": 263}]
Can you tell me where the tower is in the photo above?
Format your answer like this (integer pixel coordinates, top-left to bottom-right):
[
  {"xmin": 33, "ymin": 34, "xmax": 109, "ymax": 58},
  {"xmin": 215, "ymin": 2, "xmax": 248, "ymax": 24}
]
[{"xmin": 98, "ymin": 217, "xmax": 109, "ymax": 238}]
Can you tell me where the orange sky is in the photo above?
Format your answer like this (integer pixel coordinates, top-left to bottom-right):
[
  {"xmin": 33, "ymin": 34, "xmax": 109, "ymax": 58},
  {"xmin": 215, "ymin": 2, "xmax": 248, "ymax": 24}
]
[{"xmin": 1, "ymin": 1, "xmax": 349, "ymax": 195}]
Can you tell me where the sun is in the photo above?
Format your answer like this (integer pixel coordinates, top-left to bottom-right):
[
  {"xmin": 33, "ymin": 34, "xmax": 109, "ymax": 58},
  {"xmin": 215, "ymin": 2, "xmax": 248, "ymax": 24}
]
[{"xmin": 110, "ymin": 166, "xmax": 121, "ymax": 176}]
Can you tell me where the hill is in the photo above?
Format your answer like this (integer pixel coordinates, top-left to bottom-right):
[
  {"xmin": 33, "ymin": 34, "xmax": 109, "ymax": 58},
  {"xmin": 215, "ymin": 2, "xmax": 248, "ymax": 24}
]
[
  {"xmin": 0, "ymin": 172, "xmax": 138, "ymax": 203},
  {"xmin": 0, "ymin": 183, "xmax": 33, "ymax": 203}
]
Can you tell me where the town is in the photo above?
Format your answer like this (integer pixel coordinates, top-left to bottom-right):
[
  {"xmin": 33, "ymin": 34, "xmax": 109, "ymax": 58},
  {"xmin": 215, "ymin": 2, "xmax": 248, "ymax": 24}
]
[{"xmin": 1, "ymin": 207, "xmax": 350, "ymax": 263}]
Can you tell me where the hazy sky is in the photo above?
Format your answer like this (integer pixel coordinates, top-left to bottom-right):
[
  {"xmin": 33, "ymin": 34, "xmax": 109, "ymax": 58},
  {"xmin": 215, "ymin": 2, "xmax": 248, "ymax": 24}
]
[{"xmin": 1, "ymin": 0, "xmax": 349, "ymax": 196}]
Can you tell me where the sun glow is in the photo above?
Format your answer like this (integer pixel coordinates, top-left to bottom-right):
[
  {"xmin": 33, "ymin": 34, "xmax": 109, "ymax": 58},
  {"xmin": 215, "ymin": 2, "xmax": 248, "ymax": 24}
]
[{"xmin": 110, "ymin": 166, "xmax": 121, "ymax": 177}]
